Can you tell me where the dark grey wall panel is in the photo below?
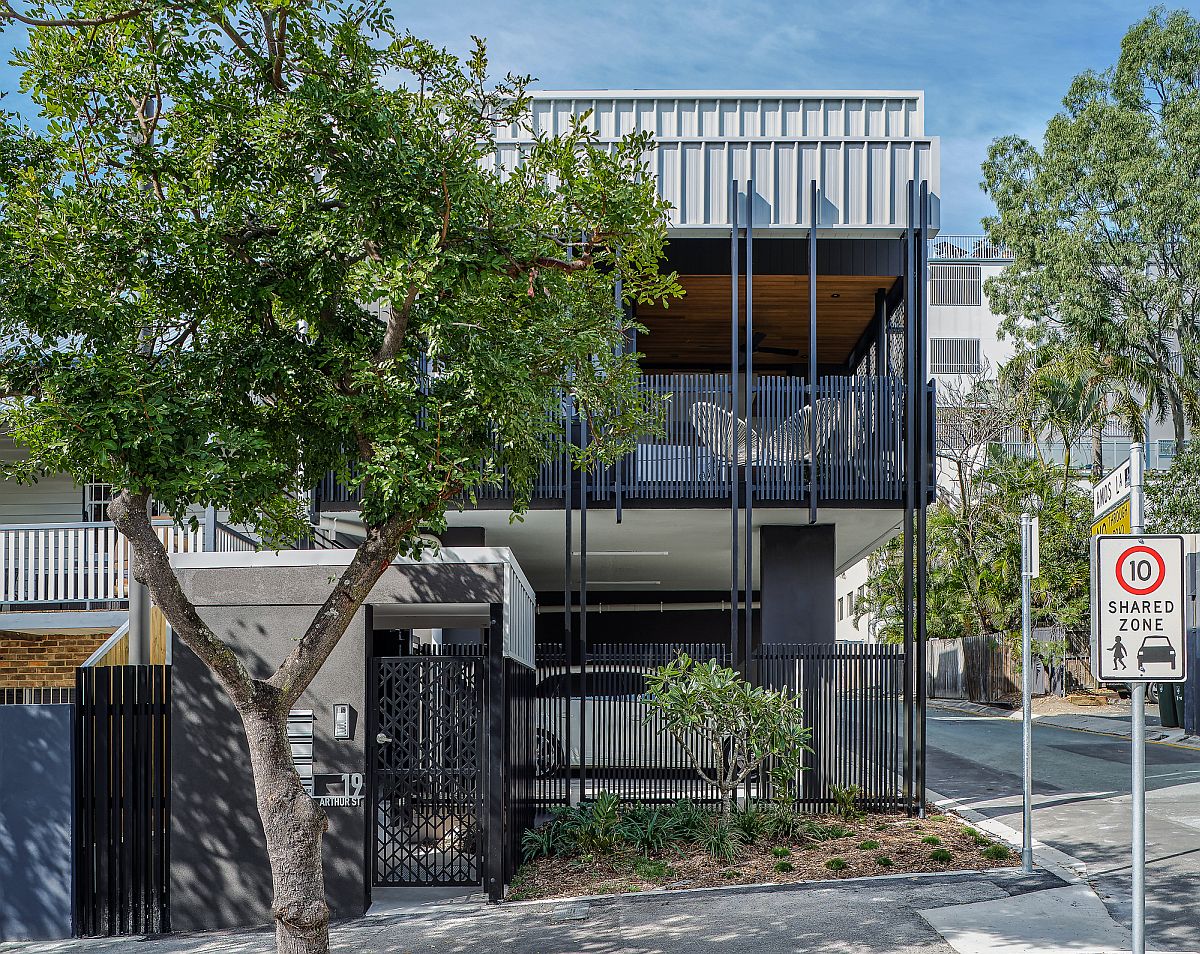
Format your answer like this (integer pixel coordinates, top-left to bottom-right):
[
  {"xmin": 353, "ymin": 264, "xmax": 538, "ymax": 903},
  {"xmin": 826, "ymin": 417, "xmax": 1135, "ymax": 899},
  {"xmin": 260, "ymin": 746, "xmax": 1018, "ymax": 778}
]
[
  {"xmin": 0, "ymin": 705, "xmax": 74, "ymax": 941},
  {"xmin": 665, "ymin": 237, "xmax": 903, "ymax": 276},
  {"xmin": 760, "ymin": 525, "xmax": 836, "ymax": 644},
  {"xmin": 170, "ymin": 606, "xmax": 368, "ymax": 933}
]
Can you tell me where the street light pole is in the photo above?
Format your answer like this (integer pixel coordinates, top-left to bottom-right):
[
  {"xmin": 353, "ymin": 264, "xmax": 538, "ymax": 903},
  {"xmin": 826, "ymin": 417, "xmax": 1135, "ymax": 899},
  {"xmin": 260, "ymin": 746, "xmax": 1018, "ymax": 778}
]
[{"xmin": 1020, "ymin": 511, "xmax": 1034, "ymax": 873}]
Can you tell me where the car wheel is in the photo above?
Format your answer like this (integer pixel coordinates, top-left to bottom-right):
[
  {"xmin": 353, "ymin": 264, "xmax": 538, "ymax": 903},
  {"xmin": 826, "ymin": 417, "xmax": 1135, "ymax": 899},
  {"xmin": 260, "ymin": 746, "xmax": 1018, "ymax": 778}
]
[
  {"xmin": 534, "ymin": 728, "xmax": 565, "ymax": 779},
  {"xmin": 1147, "ymin": 684, "xmax": 1159, "ymax": 704}
]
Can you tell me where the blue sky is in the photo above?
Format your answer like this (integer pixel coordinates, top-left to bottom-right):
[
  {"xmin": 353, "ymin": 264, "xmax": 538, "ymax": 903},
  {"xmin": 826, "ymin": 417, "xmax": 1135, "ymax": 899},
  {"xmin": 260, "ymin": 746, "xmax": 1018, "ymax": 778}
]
[
  {"xmin": 400, "ymin": 0, "xmax": 1197, "ymax": 232},
  {"xmin": 1, "ymin": 2, "xmax": 1195, "ymax": 231}
]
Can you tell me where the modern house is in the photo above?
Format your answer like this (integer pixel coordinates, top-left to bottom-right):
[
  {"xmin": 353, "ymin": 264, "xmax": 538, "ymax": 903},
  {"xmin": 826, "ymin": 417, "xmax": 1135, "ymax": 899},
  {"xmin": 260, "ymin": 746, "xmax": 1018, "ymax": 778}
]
[{"xmin": 1, "ymin": 90, "xmax": 940, "ymax": 931}]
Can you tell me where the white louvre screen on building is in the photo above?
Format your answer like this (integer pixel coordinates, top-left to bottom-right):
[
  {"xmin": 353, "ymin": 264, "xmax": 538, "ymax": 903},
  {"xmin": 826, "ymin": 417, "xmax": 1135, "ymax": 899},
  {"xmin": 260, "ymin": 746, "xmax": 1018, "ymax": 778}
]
[
  {"xmin": 930, "ymin": 338, "xmax": 982, "ymax": 375},
  {"xmin": 929, "ymin": 264, "xmax": 982, "ymax": 306}
]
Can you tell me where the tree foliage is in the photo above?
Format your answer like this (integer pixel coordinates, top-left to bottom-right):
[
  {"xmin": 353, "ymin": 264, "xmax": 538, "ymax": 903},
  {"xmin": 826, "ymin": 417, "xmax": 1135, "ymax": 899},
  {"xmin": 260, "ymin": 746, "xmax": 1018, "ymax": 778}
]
[
  {"xmin": 0, "ymin": 3, "xmax": 679, "ymax": 951},
  {"xmin": 857, "ymin": 451, "xmax": 1092, "ymax": 651},
  {"xmin": 1146, "ymin": 444, "xmax": 1200, "ymax": 532},
  {"xmin": 642, "ymin": 654, "xmax": 811, "ymax": 816},
  {"xmin": 981, "ymin": 8, "xmax": 1200, "ymax": 446}
]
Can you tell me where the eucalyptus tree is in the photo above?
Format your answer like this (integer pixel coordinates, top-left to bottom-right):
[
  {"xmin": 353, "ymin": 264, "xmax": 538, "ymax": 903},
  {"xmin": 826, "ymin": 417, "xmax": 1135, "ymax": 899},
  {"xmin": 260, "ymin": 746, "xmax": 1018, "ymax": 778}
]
[
  {"xmin": 982, "ymin": 9, "xmax": 1200, "ymax": 449},
  {"xmin": 0, "ymin": 3, "xmax": 678, "ymax": 952}
]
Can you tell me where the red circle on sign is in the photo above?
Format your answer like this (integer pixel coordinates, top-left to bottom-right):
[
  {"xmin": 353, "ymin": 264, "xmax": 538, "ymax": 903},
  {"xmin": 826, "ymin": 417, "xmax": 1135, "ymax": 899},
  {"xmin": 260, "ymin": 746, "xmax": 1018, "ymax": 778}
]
[{"xmin": 1116, "ymin": 545, "xmax": 1167, "ymax": 595}]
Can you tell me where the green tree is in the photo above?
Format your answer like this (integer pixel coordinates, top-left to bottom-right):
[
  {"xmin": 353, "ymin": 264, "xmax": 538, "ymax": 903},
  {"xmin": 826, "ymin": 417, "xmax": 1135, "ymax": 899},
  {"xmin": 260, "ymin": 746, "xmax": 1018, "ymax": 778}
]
[
  {"xmin": 0, "ymin": 3, "xmax": 678, "ymax": 952},
  {"xmin": 981, "ymin": 8, "xmax": 1200, "ymax": 449},
  {"xmin": 1146, "ymin": 444, "xmax": 1200, "ymax": 532},
  {"xmin": 642, "ymin": 654, "xmax": 811, "ymax": 816}
]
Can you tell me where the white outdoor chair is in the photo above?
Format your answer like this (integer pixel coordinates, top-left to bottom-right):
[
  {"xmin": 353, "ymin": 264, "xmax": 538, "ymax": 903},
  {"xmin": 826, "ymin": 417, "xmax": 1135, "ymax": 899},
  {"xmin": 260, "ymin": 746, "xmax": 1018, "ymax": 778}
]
[{"xmin": 688, "ymin": 401, "xmax": 756, "ymax": 466}]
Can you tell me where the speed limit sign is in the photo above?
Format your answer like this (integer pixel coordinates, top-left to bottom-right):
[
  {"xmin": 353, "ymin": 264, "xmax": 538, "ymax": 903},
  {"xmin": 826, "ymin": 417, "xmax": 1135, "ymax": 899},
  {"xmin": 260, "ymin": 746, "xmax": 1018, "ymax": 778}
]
[{"xmin": 1091, "ymin": 535, "xmax": 1187, "ymax": 683}]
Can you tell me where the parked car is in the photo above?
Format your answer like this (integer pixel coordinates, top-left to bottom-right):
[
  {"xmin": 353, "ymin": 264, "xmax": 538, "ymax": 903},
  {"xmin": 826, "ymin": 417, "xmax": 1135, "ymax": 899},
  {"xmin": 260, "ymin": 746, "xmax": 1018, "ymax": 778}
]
[
  {"xmin": 533, "ymin": 666, "xmax": 704, "ymax": 779},
  {"xmin": 1137, "ymin": 635, "xmax": 1177, "ymax": 672}
]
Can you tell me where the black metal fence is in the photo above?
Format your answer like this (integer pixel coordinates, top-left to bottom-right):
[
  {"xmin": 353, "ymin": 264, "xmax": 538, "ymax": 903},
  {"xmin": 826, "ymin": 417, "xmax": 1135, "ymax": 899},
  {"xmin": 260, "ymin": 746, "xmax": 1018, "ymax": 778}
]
[
  {"xmin": 74, "ymin": 665, "xmax": 171, "ymax": 937},
  {"xmin": 755, "ymin": 643, "xmax": 905, "ymax": 812},
  {"xmin": 533, "ymin": 643, "xmax": 731, "ymax": 807}
]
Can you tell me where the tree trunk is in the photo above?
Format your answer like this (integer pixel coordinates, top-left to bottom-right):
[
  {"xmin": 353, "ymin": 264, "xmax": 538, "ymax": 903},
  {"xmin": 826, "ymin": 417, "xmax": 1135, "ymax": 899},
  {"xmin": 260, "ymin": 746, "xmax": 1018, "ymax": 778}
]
[{"xmin": 241, "ymin": 700, "xmax": 331, "ymax": 954}]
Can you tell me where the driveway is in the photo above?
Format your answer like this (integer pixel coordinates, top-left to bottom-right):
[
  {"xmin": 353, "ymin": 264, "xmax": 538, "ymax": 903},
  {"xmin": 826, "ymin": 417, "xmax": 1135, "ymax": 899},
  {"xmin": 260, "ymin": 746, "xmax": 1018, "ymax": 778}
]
[{"xmin": 928, "ymin": 703, "xmax": 1200, "ymax": 952}]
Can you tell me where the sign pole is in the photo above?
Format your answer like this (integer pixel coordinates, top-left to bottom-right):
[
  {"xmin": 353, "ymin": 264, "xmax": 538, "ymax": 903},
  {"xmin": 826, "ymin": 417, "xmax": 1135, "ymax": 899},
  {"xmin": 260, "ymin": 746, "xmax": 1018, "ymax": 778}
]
[
  {"xmin": 1130, "ymin": 441, "xmax": 1145, "ymax": 954},
  {"xmin": 1020, "ymin": 511, "xmax": 1034, "ymax": 873}
]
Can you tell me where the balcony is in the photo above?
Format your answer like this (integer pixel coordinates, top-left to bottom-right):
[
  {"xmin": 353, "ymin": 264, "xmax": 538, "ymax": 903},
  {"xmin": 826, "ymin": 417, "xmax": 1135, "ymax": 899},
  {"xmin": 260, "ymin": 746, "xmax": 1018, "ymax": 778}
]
[
  {"xmin": 0, "ymin": 519, "xmax": 256, "ymax": 608},
  {"xmin": 927, "ymin": 234, "xmax": 1012, "ymax": 262},
  {"xmin": 317, "ymin": 373, "xmax": 931, "ymax": 512}
]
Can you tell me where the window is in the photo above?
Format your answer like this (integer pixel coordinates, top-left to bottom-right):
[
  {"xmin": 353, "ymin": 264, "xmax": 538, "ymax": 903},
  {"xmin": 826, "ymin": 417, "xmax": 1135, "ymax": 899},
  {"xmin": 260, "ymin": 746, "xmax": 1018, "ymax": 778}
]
[
  {"xmin": 930, "ymin": 338, "xmax": 982, "ymax": 375},
  {"xmin": 929, "ymin": 263, "xmax": 982, "ymax": 305},
  {"xmin": 82, "ymin": 482, "xmax": 114, "ymax": 522},
  {"xmin": 838, "ymin": 597, "xmax": 844, "ymax": 621},
  {"xmin": 846, "ymin": 590, "xmax": 856, "ymax": 614}
]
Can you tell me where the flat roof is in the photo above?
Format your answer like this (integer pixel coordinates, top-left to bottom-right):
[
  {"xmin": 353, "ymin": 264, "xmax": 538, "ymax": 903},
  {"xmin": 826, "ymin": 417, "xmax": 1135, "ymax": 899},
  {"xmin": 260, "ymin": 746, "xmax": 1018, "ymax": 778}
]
[{"xmin": 528, "ymin": 89, "xmax": 924, "ymax": 100}]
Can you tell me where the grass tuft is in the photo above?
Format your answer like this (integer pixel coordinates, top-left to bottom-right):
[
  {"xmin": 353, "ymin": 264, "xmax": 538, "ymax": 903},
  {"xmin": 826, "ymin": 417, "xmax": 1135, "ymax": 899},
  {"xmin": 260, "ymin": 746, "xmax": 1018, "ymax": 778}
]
[
  {"xmin": 825, "ymin": 857, "xmax": 849, "ymax": 871},
  {"xmin": 929, "ymin": 849, "xmax": 953, "ymax": 863},
  {"xmin": 858, "ymin": 839, "xmax": 880, "ymax": 851},
  {"xmin": 774, "ymin": 860, "xmax": 794, "ymax": 873}
]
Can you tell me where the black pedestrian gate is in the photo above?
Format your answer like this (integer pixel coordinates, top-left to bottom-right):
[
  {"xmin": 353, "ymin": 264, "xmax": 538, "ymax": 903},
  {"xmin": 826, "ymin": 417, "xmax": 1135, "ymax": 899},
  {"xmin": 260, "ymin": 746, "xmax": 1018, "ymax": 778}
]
[
  {"xmin": 74, "ymin": 665, "xmax": 171, "ymax": 937},
  {"xmin": 370, "ymin": 655, "xmax": 484, "ymax": 886}
]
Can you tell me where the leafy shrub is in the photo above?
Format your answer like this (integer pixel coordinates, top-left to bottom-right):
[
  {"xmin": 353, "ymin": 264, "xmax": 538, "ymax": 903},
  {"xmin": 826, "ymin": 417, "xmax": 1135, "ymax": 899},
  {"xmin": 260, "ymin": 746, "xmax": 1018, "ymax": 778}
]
[
  {"xmin": 774, "ymin": 860, "xmax": 794, "ymax": 873},
  {"xmin": 632, "ymin": 857, "xmax": 674, "ymax": 881},
  {"xmin": 929, "ymin": 849, "xmax": 953, "ymax": 863},
  {"xmin": 730, "ymin": 804, "xmax": 765, "ymax": 844},
  {"xmin": 801, "ymin": 821, "xmax": 852, "ymax": 843},
  {"xmin": 618, "ymin": 806, "xmax": 677, "ymax": 854},
  {"xmin": 643, "ymin": 654, "xmax": 811, "ymax": 814},
  {"xmin": 858, "ymin": 840, "xmax": 880, "ymax": 851},
  {"xmin": 921, "ymin": 835, "xmax": 942, "ymax": 846},
  {"xmin": 702, "ymin": 817, "xmax": 745, "ymax": 862},
  {"xmin": 771, "ymin": 845, "xmax": 791, "ymax": 859},
  {"xmin": 825, "ymin": 857, "xmax": 849, "ymax": 871},
  {"xmin": 561, "ymin": 792, "xmax": 622, "ymax": 854},
  {"xmin": 983, "ymin": 843, "xmax": 1012, "ymax": 861},
  {"xmin": 522, "ymin": 823, "xmax": 565, "ymax": 861},
  {"xmin": 762, "ymin": 803, "xmax": 807, "ymax": 841},
  {"xmin": 830, "ymin": 784, "xmax": 863, "ymax": 820},
  {"xmin": 666, "ymin": 799, "xmax": 710, "ymax": 842},
  {"xmin": 874, "ymin": 855, "xmax": 893, "ymax": 867}
]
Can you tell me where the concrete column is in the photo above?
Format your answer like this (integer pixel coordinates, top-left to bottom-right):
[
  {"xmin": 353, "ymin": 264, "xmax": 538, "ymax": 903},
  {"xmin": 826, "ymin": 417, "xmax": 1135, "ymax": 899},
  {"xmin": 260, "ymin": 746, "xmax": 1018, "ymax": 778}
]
[{"xmin": 760, "ymin": 525, "xmax": 836, "ymax": 644}]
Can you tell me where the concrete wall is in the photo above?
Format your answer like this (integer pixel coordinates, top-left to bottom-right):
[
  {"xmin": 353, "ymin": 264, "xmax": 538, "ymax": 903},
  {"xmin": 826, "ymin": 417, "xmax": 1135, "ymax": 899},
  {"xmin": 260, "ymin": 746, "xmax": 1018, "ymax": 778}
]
[
  {"xmin": 171, "ymin": 606, "xmax": 370, "ymax": 932},
  {"xmin": 169, "ymin": 555, "xmax": 510, "ymax": 932},
  {"xmin": 0, "ymin": 705, "xmax": 74, "ymax": 941},
  {"xmin": 760, "ymin": 524, "xmax": 836, "ymax": 644}
]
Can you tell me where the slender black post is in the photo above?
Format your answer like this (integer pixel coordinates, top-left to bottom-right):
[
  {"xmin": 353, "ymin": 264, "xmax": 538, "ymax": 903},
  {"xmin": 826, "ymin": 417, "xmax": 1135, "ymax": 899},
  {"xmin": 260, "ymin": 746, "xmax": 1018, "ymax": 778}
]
[
  {"xmin": 486, "ymin": 601, "xmax": 506, "ymax": 902},
  {"xmin": 808, "ymin": 180, "xmax": 818, "ymax": 526},
  {"xmin": 744, "ymin": 179, "xmax": 754, "ymax": 672},
  {"xmin": 874, "ymin": 289, "xmax": 887, "ymax": 376},
  {"xmin": 614, "ymin": 272, "xmax": 624, "ymax": 525},
  {"xmin": 916, "ymin": 180, "xmax": 930, "ymax": 815},
  {"xmin": 730, "ymin": 177, "xmax": 741, "ymax": 657},
  {"xmin": 902, "ymin": 180, "xmax": 916, "ymax": 814},
  {"xmin": 563, "ymin": 401, "xmax": 575, "ymax": 804},
  {"xmin": 579, "ymin": 416, "xmax": 589, "ymax": 799}
]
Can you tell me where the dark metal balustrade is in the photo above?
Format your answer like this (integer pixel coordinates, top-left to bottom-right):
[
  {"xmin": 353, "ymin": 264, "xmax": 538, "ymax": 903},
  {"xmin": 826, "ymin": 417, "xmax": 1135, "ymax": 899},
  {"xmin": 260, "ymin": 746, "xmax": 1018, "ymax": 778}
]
[{"xmin": 316, "ymin": 372, "xmax": 921, "ymax": 510}]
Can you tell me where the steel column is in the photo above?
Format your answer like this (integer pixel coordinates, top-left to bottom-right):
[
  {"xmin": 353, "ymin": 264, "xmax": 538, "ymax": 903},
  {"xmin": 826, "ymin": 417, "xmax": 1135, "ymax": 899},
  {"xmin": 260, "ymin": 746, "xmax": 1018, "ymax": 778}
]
[
  {"xmin": 579, "ymin": 420, "xmax": 589, "ymax": 799},
  {"xmin": 486, "ymin": 602, "xmax": 505, "ymax": 902},
  {"xmin": 916, "ymin": 180, "xmax": 930, "ymax": 815},
  {"xmin": 902, "ymin": 180, "xmax": 916, "ymax": 813},
  {"xmin": 730, "ymin": 178, "xmax": 741, "ymax": 657},
  {"xmin": 563, "ymin": 402, "xmax": 574, "ymax": 804},
  {"xmin": 744, "ymin": 180, "xmax": 755, "ymax": 670},
  {"xmin": 808, "ymin": 180, "xmax": 818, "ymax": 526}
]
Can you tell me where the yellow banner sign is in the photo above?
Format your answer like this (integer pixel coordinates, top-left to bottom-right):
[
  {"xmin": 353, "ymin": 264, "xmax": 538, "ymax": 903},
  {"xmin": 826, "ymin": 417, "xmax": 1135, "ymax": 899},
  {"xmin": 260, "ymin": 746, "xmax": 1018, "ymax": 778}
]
[{"xmin": 1091, "ymin": 498, "xmax": 1131, "ymax": 536}]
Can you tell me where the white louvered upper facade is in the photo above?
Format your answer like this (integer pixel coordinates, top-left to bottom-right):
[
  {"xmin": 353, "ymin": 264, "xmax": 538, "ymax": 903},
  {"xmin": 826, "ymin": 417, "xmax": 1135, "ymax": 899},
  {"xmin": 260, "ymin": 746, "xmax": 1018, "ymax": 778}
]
[{"xmin": 492, "ymin": 91, "xmax": 940, "ymax": 237}]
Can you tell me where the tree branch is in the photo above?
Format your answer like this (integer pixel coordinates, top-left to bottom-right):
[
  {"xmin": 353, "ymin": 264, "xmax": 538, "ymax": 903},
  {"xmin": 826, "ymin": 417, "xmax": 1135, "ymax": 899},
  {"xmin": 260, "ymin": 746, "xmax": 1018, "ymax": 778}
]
[
  {"xmin": 109, "ymin": 489, "xmax": 255, "ymax": 706},
  {"xmin": 0, "ymin": 0, "xmax": 162, "ymax": 27}
]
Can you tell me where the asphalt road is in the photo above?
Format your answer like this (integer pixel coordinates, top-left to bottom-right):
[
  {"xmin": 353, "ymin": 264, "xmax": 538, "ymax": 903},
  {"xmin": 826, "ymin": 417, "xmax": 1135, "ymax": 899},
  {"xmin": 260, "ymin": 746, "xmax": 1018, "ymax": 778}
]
[{"xmin": 928, "ymin": 706, "xmax": 1200, "ymax": 952}]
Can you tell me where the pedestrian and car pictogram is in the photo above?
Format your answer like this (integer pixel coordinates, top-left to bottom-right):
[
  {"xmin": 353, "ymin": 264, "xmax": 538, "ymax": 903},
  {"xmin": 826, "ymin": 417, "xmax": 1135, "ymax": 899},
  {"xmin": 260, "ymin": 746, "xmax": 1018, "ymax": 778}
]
[{"xmin": 1091, "ymin": 535, "xmax": 1187, "ymax": 683}]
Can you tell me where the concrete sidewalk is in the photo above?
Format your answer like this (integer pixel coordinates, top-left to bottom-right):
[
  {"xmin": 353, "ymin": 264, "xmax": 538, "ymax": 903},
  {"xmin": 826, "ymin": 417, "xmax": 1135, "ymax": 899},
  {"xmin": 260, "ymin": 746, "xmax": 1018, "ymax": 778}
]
[
  {"xmin": 0, "ymin": 869, "xmax": 1071, "ymax": 954},
  {"xmin": 932, "ymin": 698, "xmax": 1200, "ymax": 751}
]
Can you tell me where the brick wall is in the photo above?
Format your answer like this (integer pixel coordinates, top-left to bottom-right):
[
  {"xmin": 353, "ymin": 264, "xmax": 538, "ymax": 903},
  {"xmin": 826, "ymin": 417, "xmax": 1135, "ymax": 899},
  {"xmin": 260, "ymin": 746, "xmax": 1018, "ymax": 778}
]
[{"xmin": 0, "ymin": 631, "xmax": 111, "ymax": 688}]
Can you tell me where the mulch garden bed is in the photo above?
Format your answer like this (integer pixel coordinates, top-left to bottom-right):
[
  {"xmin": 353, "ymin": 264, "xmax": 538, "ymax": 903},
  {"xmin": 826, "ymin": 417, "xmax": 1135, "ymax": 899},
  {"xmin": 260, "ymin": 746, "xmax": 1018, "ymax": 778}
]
[{"xmin": 506, "ymin": 810, "xmax": 1016, "ymax": 902}]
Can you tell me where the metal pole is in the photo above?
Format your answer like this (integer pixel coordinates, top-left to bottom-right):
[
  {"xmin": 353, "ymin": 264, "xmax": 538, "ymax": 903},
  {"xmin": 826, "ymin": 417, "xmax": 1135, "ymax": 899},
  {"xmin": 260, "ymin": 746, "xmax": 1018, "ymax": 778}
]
[
  {"xmin": 730, "ymin": 177, "xmax": 740, "ymax": 657},
  {"xmin": 744, "ymin": 179, "xmax": 754, "ymax": 674},
  {"xmin": 1130, "ymin": 438, "xmax": 1146, "ymax": 954},
  {"xmin": 1020, "ymin": 511, "xmax": 1034, "ymax": 873}
]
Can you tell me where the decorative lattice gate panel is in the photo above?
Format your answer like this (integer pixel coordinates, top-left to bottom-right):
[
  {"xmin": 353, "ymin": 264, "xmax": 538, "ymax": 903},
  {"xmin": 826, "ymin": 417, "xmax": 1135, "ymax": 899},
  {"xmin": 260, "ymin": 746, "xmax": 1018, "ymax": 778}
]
[{"xmin": 371, "ymin": 657, "xmax": 483, "ymax": 886}]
